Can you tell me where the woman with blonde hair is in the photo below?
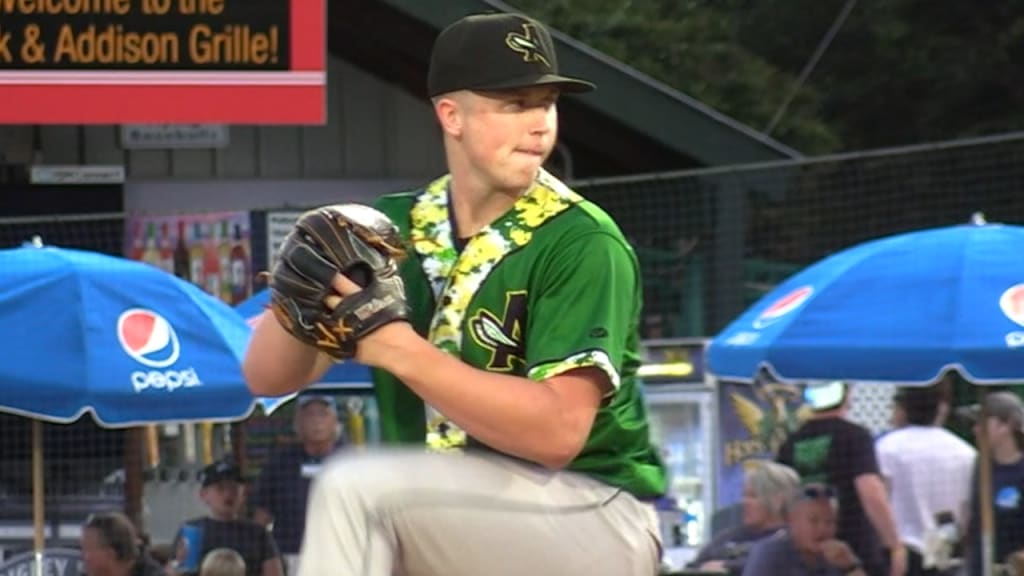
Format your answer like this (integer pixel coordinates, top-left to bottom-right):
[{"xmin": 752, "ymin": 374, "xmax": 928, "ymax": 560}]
[{"xmin": 689, "ymin": 460, "xmax": 800, "ymax": 574}]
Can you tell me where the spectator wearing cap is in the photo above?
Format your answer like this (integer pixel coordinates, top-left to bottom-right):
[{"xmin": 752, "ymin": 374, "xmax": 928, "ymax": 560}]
[
  {"xmin": 876, "ymin": 384, "xmax": 976, "ymax": 575},
  {"xmin": 173, "ymin": 458, "xmax": 283, "ymax": 576},
  {"xmin": 962, "ymin": 391, "xmax": 1024, "ymax": 575},
  {"xmin": 777, "ymin": 381, "xmax": 905, "ymax": 576},
  {"xmin": 743, "ymin": 483, "xmax": 869, "ymax": 576},
  {"xmin": 250, "ymin": 394, "xmax": 342, "ymax": 574}
]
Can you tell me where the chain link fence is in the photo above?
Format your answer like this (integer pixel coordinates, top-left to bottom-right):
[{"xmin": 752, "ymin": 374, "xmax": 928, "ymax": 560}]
[{"xmin": 578, "ymin": 130, "xmax": 1024, "ymax": 340}]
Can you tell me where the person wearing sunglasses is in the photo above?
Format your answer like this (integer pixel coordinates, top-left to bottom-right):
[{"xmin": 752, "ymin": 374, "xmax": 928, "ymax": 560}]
[
  {"xmin": 743, "ymin": 484, "xmax": 868, "ymax": 576},
  {"xmin": 778, "ymin": 381, "xmax": 904, "ymax": 576}
]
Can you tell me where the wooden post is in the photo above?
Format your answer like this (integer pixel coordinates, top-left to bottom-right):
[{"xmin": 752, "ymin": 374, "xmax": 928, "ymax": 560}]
[
  {"xmin": 123, "ymin": 428, "xmax": 144, "ymax": 530},
  {"xmin": 977, "ymin": 388, "xmax": 995, "ymax": 576}
]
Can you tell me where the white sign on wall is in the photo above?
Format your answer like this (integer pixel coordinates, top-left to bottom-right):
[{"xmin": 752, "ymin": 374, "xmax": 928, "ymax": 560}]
[
  {"xmin": 266, "ymin": 211, "xmax": 305, "ymax": 270},
  {"xmin": 30, "ymin": 164, "xmax": 125, "ymax": 185},
  {"xmin": 121, "ymin": 125, "xmax": 230, "ymax": 150}
]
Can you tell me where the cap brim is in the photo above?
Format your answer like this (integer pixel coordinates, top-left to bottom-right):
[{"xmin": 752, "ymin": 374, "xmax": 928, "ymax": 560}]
[
  {"xmin": 470, "ymin": 73, "xmax": 595, "ymax": 94},
  {"xmin": 954, "ymin": 404, "xmax": 981, "ymax": 421},
  {"xmin": 803, "ymin": 381, "xmax": 847, "ymax": 411},
  {"xmin": 203, "ymin": 475, "xmax": 246, "ymax": 487}
]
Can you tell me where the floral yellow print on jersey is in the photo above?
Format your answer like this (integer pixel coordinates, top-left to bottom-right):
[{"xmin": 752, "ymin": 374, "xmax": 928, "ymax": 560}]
[
  {"xmin": 529, "ymin": 350, "xmax": 620, "ymax": 396},
  {"xmin": 410, "ymin": 168, "xmax": 583, "ymax": 451}
]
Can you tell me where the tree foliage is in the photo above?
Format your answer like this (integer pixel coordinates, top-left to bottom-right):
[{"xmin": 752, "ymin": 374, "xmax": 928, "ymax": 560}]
[{"xmin": 508, "ymin": 0, "xmax": 1024, "ymax": 154}]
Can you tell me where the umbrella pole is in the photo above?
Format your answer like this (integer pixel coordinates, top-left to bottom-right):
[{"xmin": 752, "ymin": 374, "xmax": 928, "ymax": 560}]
[
  {"xmin": 978, "ymin": 387, "xmax": 995, "ymax": 576},
  {"xmin": 31, "ymin": 420, "xmax": 44, "ymax": 576}
]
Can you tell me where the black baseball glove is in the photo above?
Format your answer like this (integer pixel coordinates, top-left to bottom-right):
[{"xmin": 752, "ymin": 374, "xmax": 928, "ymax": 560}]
[{"xmin": 266, "ymin": 203, "xmax": 409, "ymax": 360}]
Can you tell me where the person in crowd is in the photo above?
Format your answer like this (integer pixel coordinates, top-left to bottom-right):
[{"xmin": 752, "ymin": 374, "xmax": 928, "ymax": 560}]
[
  {"xmin": 250, "ymin": 393, "xmax": 343, "ymax": 575},
  {"xmin": 777, "ymin": 381, "xmax": 906, "ymax": 576},
  {"xmin": 689, "ymin": 460, "xmax": 799, "ymax": 574},
  {"xmin": 81, "ymin": 512, "xmax": 165, "ymax": 576},
  {"xmin": 876, "ymin": 384, "xmax": 975, "ymax": 575},
  {"xmin": 962, "ymin": 391, "xmax": 1024, "ymax": 575},
  {"xmin": 200, "ymin": 548, "xmax": 246, "ymax": 576},
  {"xmin": 173, "ymin": 458, "xmax": 283, "ymax": 576},
  {"xmin": 743, "ymin": 483, "xmax": 869, "ymax": 576}
]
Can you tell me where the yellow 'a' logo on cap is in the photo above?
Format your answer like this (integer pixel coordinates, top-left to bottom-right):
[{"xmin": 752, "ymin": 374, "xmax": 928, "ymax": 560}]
[{"xmin": 505, "ymin": 23, "xmax": 551, "ymax": 68}]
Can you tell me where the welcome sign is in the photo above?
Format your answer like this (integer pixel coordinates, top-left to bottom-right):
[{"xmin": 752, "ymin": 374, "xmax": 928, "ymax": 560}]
[{"xmin": 0, "ymin": 0, "xmax": 325, "ymax": 123}]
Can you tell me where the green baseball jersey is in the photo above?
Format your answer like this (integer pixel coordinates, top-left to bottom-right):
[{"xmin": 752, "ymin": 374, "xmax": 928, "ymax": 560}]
[{"xmin": 368, "ymin": 169, "xmax": 667, "ymax": 498}]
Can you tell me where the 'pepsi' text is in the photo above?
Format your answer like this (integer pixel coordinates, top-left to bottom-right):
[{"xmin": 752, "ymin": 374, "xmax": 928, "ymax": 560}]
[{"xmin": 131, "ymin": 367, "xmax": 202, "ymax": 393}]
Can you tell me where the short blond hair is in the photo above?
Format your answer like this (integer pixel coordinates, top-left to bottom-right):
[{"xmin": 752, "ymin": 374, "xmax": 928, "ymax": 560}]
[
  {"xmin": 200, "ymin": 548, "xmax": 246, "ymax": 576},
  {"xmin": 744, "ymin": 460, "xmax": 801, "ymax": 519}
]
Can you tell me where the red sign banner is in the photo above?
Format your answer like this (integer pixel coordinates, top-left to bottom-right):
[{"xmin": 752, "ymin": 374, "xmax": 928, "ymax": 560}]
[{"xmin": 0, "ymin": 0, "xmax": 325, "ymax": 124}]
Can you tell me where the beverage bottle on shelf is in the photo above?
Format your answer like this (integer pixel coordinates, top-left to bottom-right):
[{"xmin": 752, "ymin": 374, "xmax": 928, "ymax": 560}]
[
  {"xmin": 229, "ymin": 223, "xmax": 250, "ymax": 304},
  {"xmin": 158, "ymin": 221, "xmax": 174, "ymax": 274},
  {"xmin": 202, "ymin": 223, "xmax": 221, "ymax": 297},
  {"xmin": 128, "ymin": 221, "xmax": 144, "ymax": 261},
  {"xmin": 141, "ymin": 223, "xmax": 161, "ymax": 268},
  {"xmin": 218, "ymin": 221, "xmax": 233, "ymax": 303},
  {"xmin": 173, "ymin": 220, "xmax": 191, "ymax": 281},
  {"xmin": 189, "ymin": 222, "xmax": 205, "ymax": 289}
]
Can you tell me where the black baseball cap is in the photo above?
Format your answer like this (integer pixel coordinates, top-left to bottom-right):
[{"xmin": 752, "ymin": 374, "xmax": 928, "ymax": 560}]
[
  {"xmin": 200, "ymin": 458, "xmax": 245, "ymax": 488},
  {"xmin": 427, "ymin": 13, "xmax": 595, "ymax": 98}
]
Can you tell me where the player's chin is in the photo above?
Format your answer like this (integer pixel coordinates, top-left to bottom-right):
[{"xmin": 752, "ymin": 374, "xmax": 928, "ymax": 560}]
[{"xmin": 492, "ymin": 170, "xmax": 538, "ymax": 194}]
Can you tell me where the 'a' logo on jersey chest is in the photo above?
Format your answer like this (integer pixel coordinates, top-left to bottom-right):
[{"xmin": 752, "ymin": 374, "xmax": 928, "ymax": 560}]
[{"xmin": 469, "ymin": 290, "xmax": 528, "ymax": 371}]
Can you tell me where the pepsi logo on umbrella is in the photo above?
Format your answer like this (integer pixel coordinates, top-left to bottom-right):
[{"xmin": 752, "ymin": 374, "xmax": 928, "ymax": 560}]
[
  {"xmin": 116, "ymin": 308, "xmax": 202, "ymax": 394},
  {"xmin": 1000, "ymin": 284, "xmax": 1024, "ymax": 328},
  {"xmin": 1000, "ymin": 284, "xmax": 1024, "ymax": 349},
  {"xmin": 752, "ymin": 286, "xmax": 814, "ymax": 329},
  {"xmin": 117, "ymin": 309, "xmax": 181, "ymax": 368}
]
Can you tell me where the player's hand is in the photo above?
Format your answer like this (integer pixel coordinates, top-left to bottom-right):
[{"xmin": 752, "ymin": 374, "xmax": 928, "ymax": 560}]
[
  {"xmin": 327, "ymin": 272, "xmax": 362, "ymax": 305},
  {"xmin": 820, "ymin": 539, "xmax": 859, "ymax": 569}
]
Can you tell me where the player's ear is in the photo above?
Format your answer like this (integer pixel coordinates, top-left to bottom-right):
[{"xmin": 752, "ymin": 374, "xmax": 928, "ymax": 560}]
[{"xmin": 433, "ymin": 93, "xmax": 463, "ymax": 137}]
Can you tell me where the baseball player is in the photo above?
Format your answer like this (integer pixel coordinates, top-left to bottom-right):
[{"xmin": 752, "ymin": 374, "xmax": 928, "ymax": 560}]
[{"xmin": 243, "ymin": 12, "xmax": 667, "ymax": 576}]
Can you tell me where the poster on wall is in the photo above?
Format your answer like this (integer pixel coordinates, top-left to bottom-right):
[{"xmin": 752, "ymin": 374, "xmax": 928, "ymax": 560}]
[
  {"xmin": 124, "ymin": 211, "xmax": 253, "ymax": 306},
  {"xmin": 716, "ymin": 379, "xmax": 811, "ymax": 508},
  {"xmin": 265, "ymin": 210, "xmax": 304, "ymax": 271},
  {"xmin": 0, "ymin": 0, "xmax": 325, "ymax": 124}
]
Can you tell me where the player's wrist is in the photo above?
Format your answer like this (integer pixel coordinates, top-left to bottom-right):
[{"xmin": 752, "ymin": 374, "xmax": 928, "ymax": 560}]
[{"xmin": 361, "ymin": 321, "xmax": 423, "ymax": 372}]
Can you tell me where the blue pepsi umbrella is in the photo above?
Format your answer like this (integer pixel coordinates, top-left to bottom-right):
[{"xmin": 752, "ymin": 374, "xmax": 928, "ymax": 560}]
[
  {"xmin": 708, "ymin": 215, "xmax": 1024, "ymax": 386},
  {"xmin": 235, "ymin": 288, "xmax": 374, "ymax": 388},
  {"xmin": 0, "ymin": 241, "xmax": 280, "ymax": 426}
]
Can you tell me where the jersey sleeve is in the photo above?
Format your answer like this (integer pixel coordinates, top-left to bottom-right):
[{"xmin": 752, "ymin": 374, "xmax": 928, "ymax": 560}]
[{"xmin": 524, "ymin": 232, "xmax": 639, "ymax": 393}]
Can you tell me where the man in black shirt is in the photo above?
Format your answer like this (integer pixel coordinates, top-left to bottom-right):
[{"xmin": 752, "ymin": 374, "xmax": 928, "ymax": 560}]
[
  {"xmin": 174, "ymin": 458, "xmax": 283, "ymax": 576},
  {"xmin": 777, "ymin": 381, "xmax": 906, "ymax": 576}
]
